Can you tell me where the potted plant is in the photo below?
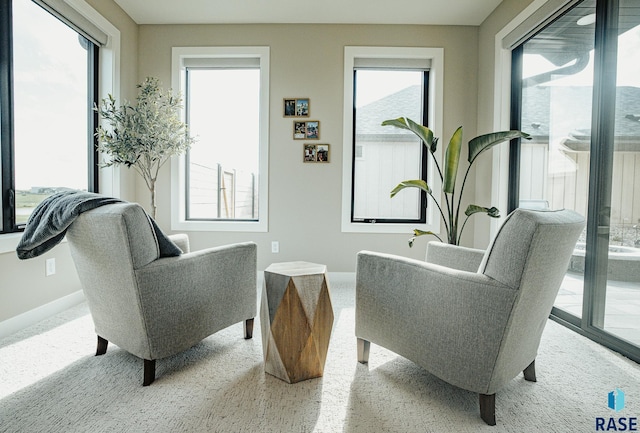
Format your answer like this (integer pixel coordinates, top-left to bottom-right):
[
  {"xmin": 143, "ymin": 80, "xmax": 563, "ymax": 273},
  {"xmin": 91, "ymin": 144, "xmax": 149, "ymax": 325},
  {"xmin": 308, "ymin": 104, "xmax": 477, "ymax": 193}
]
[
  {"xmin": 383, "ymin": 117, "xmax": 530, "ymax": 246},
  {"xmin": 95, "ymin": 77, "xmax": 195, "ymax": 219}
]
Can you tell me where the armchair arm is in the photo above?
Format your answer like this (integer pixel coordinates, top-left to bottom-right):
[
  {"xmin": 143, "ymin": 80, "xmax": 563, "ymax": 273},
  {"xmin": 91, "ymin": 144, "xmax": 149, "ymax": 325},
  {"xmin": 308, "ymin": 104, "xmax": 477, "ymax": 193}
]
[
  {"xmin": 356, "ymin": 250, "xmax": 516, "ymax": 394},
  {"xmin": 168, "ymin": 233, "xmax": 190, "ymax": 253},
  {"xmin": 133, "ymin": 241, "xmax": 257, "ymax": 359},
  {"xmin": 425, "ymin": 242, "xmax": 485, "ymax": 272}
]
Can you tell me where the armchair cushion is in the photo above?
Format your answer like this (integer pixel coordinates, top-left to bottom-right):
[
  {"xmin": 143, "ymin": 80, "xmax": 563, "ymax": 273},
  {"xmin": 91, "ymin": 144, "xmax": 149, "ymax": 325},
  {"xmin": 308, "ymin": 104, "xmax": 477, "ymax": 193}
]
[{"xmin": 425, "ymin": 242, "xmax": 485, "ymax": 272}]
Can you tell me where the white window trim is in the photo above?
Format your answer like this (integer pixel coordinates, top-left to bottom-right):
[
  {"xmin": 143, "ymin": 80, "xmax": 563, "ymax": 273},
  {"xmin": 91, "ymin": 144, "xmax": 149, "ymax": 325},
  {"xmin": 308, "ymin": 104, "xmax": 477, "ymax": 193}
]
[
  {"xmin": 171, "ymin": 46, "xmax": 269, "ymax": 232},
  {"xmin": 341, "ymin": 46, "xmax": 444, "ymax": 234},
  {"xmin": 490, "ymin": 0, "xmax": 554, "ymax": 240},
  {"xmin": 0, "ymin": 0, "xmax": 120, "ymax": 253},
  {"xmin": 65, "ymin": 0, "xmax": 122, "ymax": 199}
]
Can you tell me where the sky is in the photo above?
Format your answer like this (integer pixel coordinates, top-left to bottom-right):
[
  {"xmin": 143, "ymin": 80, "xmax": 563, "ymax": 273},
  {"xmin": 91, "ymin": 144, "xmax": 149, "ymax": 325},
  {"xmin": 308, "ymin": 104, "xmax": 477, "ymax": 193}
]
[
  {"xmin": 186, "ymin": 69, "xmax": 260, "ymax": 175},
  {"xmin": 355, "ymin": 70, "xmax": 422, "ymax": 108},
  {"xmin": 13, "ymin": 0, "xmax": 89, "ymax": 191}
]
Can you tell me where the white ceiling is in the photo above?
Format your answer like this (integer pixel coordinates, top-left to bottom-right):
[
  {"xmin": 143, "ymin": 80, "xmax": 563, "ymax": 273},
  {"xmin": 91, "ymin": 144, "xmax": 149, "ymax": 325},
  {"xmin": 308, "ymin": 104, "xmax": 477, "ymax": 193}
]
[{"xmin": 113, "ymin": 0, "xmax": 504, "ymax": 26}]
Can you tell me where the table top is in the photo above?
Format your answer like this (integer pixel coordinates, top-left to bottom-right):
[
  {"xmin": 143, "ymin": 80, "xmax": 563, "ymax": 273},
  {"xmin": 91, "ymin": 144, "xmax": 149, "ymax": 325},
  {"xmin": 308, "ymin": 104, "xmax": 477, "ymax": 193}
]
[{"xmin": 265, "ymin": 261, "xmax": 327, "ymax": 277}]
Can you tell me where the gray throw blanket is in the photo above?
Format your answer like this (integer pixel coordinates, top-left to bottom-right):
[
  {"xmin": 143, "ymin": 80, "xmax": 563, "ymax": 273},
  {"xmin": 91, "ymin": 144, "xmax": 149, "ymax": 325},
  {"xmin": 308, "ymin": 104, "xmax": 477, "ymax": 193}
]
[{"xmin": 16, "ymin": 190, "xmax": 182, "ymax": 260}]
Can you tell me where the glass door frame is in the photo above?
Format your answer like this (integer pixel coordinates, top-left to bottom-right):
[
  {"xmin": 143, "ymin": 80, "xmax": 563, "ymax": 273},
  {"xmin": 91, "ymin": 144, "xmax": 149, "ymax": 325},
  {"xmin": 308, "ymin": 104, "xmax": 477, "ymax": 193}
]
[{"xmin": 508, "ymin": 0, "xmax": 640, "ymax": 363}]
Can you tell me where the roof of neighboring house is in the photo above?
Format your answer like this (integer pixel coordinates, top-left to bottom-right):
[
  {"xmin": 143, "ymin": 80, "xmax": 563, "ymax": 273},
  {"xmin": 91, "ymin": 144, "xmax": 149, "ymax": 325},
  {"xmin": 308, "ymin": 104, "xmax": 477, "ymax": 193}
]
[
  {"xmin": 356, "ymin": 85, "xmax": 422, "ymax": 141},
  {"xmin": 355, "ymin": 83, "xmax": 640, "ymax": 149},
  {"xmin": 521, "ymin": 85, "xmax": 640, "ymax": 150}
]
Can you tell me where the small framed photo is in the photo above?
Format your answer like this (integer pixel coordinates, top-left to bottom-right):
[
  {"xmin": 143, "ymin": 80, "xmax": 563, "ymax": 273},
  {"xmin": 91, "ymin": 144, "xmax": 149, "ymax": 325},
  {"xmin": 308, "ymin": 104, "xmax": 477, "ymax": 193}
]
[
  {"xmin": 295, "ymin": 99, "xmax": 309, "ymax": 117},
  {"xmin": 306, "ymin": 120, "xmax": 319, "ymax": 139},
  {"xmin": 293, "ymin": 120, "xmax": 320, "ymax": 140},
  {"xmin": 303, "ymin": 144, "xmax": 330, "ymax": 163},
  {"xmin": 294, "ymin": 121, "xmax": 306, "ymax": 139},
  {"xmin": 316, "ymin": 144, "xmax": 329, "ymax": 162},
  {"xmin": 284, "ymin": 98, "xmax": 310, "ymax": 117},
  {"xmin": 284, "ymin": 99, "xmax": 296, "ymax": 117},
  {"xmin": 304, "ymin": 144, "xmax": 317, "ymax": 162}
]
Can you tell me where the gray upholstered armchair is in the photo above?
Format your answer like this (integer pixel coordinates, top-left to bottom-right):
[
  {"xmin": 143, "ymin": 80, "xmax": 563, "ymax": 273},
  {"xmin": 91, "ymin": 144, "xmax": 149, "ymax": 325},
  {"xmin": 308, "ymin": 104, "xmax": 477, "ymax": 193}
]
[
  {"xmin": 355, "ymin": 208, "xmax": 585, "ymax": 425},
  {"xmin": 66, "ymin": 202, "xmax": 257, "ymax": 386}
]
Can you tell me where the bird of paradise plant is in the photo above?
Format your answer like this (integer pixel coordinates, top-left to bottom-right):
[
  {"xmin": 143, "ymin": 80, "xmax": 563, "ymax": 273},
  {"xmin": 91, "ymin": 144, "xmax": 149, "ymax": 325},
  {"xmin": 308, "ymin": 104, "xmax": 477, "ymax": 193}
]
[{"xmin": 383, "ymin": 117, "xmax": 530, "ymax": 246}]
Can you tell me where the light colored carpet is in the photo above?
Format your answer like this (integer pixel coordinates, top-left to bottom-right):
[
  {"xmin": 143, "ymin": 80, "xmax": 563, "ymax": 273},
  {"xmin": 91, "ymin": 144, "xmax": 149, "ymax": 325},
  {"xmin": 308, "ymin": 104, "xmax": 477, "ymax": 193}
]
[{"xmin": 1, "ymin": 277, "xmax": 639, "ymax": 433}]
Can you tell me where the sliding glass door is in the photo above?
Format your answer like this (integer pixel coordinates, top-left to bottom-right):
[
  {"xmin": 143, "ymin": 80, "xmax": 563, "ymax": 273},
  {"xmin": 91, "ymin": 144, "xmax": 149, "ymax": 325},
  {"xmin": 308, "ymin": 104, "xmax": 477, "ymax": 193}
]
[
  {"xmin": 597, "ymin": 3, "xmax": 640, "ymax": 345},
  {"xmin": 510, "ymin": 0, "xmax": 640, "ymax": 361}
]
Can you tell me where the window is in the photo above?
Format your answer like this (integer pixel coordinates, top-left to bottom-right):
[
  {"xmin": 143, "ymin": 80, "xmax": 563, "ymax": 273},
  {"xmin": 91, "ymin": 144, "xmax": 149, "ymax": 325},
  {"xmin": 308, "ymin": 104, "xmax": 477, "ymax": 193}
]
[
  {"xmin": 508, "ymin": 0, "xmax": 640, "ymax": 362},
  {"xmin": 352, "ymin": 69, "xmax": 428, "ymax": 224},
  {"xmin": 171, "ymin": 47, "xmax": 269, "ymax": 232},
  {"xmin": 341, "ymin": 46, "xmax": 444, "ymax": 233},
  {"xmin": 0, "ymin": 0, "xmax": 100, "ymax": 234}
]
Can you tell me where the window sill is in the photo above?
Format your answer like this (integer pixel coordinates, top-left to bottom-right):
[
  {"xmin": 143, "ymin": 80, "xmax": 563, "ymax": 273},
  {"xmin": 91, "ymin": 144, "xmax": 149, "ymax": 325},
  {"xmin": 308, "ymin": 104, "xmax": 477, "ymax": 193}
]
[
  {"xmin": 341, "ymin": 220, "xmax": 437, "ymax": 234},
  {"xmin": 171, "ymin": 219, "xmax": 268, "ymax": 233},
  {"xmin": 0, "ymin": 233, "xmax": 22, "ymax": 255},
  {"xmin": 0, "ymin": 233, "xmax": 69, "ymax": 255}
]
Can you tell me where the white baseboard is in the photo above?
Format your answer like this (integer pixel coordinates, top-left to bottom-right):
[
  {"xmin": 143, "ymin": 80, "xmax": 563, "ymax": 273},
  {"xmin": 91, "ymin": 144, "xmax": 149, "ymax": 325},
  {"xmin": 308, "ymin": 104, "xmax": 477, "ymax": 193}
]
[
  {"xmin": 0, "ymin": 290, "xmax": 85, "ymax": 340},
  {"xmin": 327, "ymin": 272, "xmax": 356, "ymax": 283}
]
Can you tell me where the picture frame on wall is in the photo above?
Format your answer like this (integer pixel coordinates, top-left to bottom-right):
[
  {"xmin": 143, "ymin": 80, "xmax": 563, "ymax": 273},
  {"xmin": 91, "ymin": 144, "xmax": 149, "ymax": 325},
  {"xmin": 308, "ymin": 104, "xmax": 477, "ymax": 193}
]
[
  {"xmin": 295, "ymin": 99, "xmax": 309, "ymax": 116},
  {"xmin": 284, "ymin": 98, "xmax": 310, "ymax": 117},
  {"xmin": 306, "ymin": 120, "xmax": 319, "ymax": 139},
  {"xmin": 316, "ymin": 144, "xmax": 329, "ymax": 162},
  {"xmin": 293, "ymin": 120, "xmax": 320, "ymax": 140},
  {"xmin": 294, "ymin": 121, "xmax": 306, "ymax": 139},
  {"xmin": 303, "ymin": 144, "xmax": 329, "ymax": 163},
  {"xmin": 304, "ymin": 144, "xmax": 317, "ymax": 162}
]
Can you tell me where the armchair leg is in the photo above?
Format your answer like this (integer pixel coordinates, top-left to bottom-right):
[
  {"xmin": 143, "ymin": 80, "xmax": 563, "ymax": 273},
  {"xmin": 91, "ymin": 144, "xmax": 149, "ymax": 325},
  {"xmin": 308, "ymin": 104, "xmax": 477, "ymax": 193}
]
[
  {"xmin": 244, "ymin": 318, "xmax": 254, "ymax": 339},
  {"xmin": 357, "ymin": 338, "xmax": 370, "ymax": 364},
  {"xmin": 143, "ymin": 359, "xmax": 156, "ymax": 386},
  {"xmin": 96, "ymin": 336, "xmax": 108, "ymax": 356},
  {"xmin": 479, "ymin": 393, "xmax": 496, "ymax": 426},
  {"xmin": 523, "ymin": 359, "xmax": 537, "ymax": 382}
]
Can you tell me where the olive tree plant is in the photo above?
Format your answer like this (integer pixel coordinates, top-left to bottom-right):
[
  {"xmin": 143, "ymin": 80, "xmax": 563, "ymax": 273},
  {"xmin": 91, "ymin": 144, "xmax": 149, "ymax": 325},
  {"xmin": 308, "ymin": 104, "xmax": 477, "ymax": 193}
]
[
  {"xmin": 383, "ymin": 117, "xmax": 530, "ymax": 246},
  {"xmin": 95, "ymin": 77, "xmax": 195, "ymax": 219}
]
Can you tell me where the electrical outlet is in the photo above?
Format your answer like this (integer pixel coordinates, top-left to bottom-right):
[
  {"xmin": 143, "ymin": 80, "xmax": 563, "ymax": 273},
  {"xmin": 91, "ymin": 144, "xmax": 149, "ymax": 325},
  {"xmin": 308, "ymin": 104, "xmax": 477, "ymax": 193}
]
[
  {"xmin": 271, "ymin": 241, "xmax": 279, "ymax": 253},
  {"xmin": 45, "ymin": 258, "xmax": 56, "ymax": 276}
]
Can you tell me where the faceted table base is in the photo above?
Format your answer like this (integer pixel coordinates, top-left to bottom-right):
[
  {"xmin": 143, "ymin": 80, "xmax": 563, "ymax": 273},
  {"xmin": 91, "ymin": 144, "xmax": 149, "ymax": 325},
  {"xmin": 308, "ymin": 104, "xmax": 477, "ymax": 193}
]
[{"xmin": 260, "ymin": 262, "xmax": 334, "ymax": 383}]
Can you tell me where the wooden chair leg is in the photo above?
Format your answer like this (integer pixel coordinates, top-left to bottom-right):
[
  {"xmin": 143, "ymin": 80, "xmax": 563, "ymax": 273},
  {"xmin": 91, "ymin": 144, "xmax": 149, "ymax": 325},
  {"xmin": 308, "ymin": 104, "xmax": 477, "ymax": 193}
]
[
  {"xmin": 479, "ymin": 393, "xmax": 496, "ymax": 426},
  {"xmin": 143, "ymin": 359, "xmax": 156, "ymax": 386},
  {"xmin": 357, "ymin": 338, "xmax": 370, "ymax": 364},
  {"xmin": 96, "ymin": 336, "xmax": 108, "ymax": 356},
  {"xmin": 523, "ymin": 359, "xmax": 537, "ymax": 382},
  {"xmin": 244, "ymin": 318, "xmax": 254, "ymax": 339}
]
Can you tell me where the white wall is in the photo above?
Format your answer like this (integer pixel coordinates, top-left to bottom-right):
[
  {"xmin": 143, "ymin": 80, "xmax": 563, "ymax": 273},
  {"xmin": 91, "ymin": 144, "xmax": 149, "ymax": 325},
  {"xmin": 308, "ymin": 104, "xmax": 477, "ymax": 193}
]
[{"xmin": 137, "ymin": 23, "xmax": 480, "ymax": 272}]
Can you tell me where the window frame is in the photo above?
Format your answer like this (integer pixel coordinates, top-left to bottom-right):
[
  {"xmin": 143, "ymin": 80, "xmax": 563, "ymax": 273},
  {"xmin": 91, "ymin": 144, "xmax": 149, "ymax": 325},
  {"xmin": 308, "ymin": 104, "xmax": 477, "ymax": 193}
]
[
  {"xmin": 0, "ymin": 0, "xmax": 120, "ymax": 253},
  {"xmin": 341, "ymin": 46, "xmax": 444, "ymax": 234},
  {"xmin": 171, "ymin": 46, "xmax": 270, "ymax": 232},
  {"xmin": 0, "ymin": 0, "xmax": 100, "ymax": 235},
  {"xmin": 350, "ymin": 68, "xmax": 429, "ymax": 225}
]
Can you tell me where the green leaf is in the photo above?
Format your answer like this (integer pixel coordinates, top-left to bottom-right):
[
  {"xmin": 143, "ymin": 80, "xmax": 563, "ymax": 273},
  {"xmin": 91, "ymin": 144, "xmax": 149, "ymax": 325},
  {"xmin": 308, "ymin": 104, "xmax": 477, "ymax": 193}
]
[
  {"xmin": 430, "ymin": 137, "xmax": 439, "ymax": 154},
  {"xmin": 464, "ymin": 205, "xmax": 500, "ymax": 218},
  {"xmin": 443, "ymin": 126, "xmax": 463, "ymax": 194},
  {"xmin": 382, "ymin": 117, "xmax": 434, "ymax": 151},
  {"xmin": 408, "ymin": 229, "xmax": 442, "ymax": 247},
  {"xmin": 468, "ymin": 131, "xmax": 531, "ymax": 165},
  {"xmin": 390, "ymin": 179, "xmax": 431, "ymax": 198}
]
